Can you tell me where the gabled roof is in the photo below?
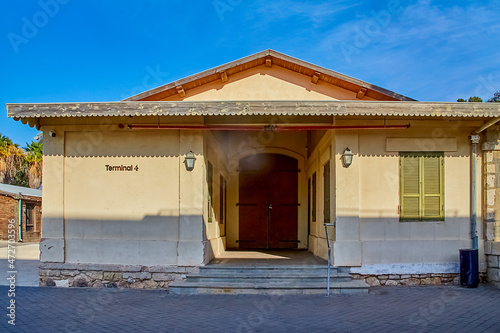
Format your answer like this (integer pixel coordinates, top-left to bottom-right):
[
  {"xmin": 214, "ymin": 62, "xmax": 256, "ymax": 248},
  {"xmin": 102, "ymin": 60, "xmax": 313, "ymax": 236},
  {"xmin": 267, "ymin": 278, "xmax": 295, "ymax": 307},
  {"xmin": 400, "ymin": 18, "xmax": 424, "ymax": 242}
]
[{"xmin": 123, "ymin": 50, "xmax": 415, "ymax": 102}]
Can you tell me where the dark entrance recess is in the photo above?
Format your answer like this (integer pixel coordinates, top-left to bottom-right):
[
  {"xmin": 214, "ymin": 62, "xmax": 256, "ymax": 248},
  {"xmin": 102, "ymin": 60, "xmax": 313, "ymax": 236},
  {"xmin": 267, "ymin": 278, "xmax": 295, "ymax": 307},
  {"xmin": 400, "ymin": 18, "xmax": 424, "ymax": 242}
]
[{"xmin": 238, "ymin": 154, "xmax": 299, "ymax": 249}]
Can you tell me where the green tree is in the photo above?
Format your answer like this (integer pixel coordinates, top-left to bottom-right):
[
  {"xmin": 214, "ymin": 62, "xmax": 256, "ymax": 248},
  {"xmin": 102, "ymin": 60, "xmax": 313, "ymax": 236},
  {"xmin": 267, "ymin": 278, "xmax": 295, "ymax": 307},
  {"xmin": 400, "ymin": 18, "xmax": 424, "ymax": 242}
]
[
  {"xmin": 11, "ymin": 169, "xmax": 29, "ymax": 187},
  {"xmin": 457, "ymin": 96, "xmax": 483, "ymax": 103},
  {"xmin": 0, "ymin": 134, "xmax": 23, "ymax": 184},
  {"xmin": 468, "ymin": 96, "xmax": 483, "ymax": 102},
  {"xmin": 24, "ymin": 141, "xmax": 43, "ymax": 189},
  {"xmin": 487, "ymin": 91, "xmax": 500, "ymax": 103},
  {"xmin": 0, "ymin": 135, "xmax": 43, "ymax": 188}
]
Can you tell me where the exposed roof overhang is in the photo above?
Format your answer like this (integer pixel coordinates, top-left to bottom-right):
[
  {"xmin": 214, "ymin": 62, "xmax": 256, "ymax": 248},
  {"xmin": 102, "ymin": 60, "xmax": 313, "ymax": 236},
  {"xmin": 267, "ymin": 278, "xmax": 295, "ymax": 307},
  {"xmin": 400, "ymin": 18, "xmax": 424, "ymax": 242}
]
[
  {"xmin": 7, "ymin": 101, "xmax": 500, "ymax": 121},
  {"xmin": 122, "ymin": 50, "xmax": 415, "ymax": 102}
]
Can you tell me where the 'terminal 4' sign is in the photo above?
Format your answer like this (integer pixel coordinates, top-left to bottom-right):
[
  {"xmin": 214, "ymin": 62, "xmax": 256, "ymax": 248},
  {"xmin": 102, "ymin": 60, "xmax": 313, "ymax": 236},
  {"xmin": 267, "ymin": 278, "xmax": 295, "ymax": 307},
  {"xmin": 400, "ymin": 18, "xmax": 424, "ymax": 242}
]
[{"xmin": 105, "ymin": 165, "xmax": 139, "ymax": 172}]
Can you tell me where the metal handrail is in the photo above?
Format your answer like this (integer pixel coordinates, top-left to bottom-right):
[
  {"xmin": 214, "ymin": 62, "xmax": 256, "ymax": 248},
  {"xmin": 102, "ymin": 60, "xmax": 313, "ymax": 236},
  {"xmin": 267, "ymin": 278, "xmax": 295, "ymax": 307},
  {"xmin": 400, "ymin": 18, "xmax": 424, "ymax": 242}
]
[{"xmin": 324, "ymin": 223, "xmax": 335, "ymax": 297}]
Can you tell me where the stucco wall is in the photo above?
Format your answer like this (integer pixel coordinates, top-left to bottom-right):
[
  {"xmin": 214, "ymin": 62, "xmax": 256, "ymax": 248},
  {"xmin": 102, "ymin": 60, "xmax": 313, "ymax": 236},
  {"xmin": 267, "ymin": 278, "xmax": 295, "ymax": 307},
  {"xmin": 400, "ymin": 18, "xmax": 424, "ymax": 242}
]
[
  {"xmin": 329, "ymin": 120, "xmax": 484, "ymax": 272},
  {"xmin": 39, "ymin": 115, "xmax": 486, "ymax": 275},
  {"xmin": 41, "ymin": 125, "xmax": 206, "ymax": 267},
  {"xmin": 161, "ymin": 65, "xmax": 376, "ymax": 102}
]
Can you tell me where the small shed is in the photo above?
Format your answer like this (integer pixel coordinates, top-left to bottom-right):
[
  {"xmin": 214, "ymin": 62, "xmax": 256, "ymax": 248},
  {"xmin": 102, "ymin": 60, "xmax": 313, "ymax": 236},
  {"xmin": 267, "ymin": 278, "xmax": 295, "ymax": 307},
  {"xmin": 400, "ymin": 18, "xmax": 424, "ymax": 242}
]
[{"xmin": 0, "ymin": 184, "xmax": 42, "ymax": 242}]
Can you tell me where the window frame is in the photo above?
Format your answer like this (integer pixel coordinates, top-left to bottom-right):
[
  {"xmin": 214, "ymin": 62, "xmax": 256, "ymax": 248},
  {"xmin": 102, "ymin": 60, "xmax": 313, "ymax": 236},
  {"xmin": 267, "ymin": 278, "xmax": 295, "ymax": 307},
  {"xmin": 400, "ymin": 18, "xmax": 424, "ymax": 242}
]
[
  {"xmin": 25, "ymin": 203, "xmax": 35, "ymax": 232},
  {"xmin": 312, "ymin": 172, "xmax": 317, "ymax": 222},
  {"xmin": 219, "ymin": 174, "xmax": 226, "ymax": 228},
  {"xmin": 207, "ymin": 161, "xmax": 213, "ymax": 223},
  {"xmin": 399, "ymin": 152, "xmax": 445, "ymax": 222},
  {"xmin": 323, "ymin": 161, "xmax": 331, "ymax": 224}
]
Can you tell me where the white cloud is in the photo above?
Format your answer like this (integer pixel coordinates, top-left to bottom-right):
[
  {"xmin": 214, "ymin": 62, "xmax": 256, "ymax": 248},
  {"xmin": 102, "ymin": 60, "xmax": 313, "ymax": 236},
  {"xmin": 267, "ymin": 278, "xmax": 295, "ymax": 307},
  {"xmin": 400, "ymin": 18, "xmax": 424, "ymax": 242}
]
[
  {"xmin": 316, "ymin": 0, "xmax": 500, "ymax": 101},
  {"xmin": 250, "ymin": 0, "xmax": 364, "ymax": 27}
]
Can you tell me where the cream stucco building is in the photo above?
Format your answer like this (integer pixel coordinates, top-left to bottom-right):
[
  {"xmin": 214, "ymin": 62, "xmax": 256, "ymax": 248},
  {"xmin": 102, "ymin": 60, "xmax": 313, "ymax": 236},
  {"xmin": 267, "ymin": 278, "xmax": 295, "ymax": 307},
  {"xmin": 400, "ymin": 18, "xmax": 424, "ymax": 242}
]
[{"xmin": 7, "ymin": 50, "xmax": 500, "ymax": 289}]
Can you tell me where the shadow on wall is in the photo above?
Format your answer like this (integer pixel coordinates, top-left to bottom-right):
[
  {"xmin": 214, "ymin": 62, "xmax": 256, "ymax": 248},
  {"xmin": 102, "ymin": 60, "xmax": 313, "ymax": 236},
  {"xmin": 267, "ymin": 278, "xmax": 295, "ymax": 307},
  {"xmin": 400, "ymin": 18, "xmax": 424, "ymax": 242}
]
[
  {"xmin": 38, "ymin": 214, "xmax": 481, "ymax": 269},
  {"xmin": 41, "ymin": 215, "xmax": 208, "ymax": 267}
]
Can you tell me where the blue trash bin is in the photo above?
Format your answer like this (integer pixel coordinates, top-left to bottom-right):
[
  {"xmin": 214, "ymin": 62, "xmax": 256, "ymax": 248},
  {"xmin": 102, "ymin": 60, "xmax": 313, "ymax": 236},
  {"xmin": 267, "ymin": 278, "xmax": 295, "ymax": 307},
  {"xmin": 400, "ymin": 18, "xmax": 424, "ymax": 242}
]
[{"xmin": 459, "ymin": 249, "xmax": 479, "ymax": 288}]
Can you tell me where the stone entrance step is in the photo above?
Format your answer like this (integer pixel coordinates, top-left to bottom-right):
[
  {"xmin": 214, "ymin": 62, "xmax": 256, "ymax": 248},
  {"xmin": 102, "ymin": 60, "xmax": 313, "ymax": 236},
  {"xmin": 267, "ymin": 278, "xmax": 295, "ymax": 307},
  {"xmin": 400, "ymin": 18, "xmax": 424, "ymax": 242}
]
[{"xmin": 169, "ymin": 265, "xmax": 369, "ymax": 295}]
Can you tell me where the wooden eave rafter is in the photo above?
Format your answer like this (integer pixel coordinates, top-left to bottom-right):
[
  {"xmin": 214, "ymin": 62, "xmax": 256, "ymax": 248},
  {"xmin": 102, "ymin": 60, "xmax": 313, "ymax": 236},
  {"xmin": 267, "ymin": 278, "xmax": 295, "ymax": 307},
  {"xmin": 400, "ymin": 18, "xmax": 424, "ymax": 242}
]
[{"xmin": 123, "ymin": 50, "xmax": 415, "ymax": 102}]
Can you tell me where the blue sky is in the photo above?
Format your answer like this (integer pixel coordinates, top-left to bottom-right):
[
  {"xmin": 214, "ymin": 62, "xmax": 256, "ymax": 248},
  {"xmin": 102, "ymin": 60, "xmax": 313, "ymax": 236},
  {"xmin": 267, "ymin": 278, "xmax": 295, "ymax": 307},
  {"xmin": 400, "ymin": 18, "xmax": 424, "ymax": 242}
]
[{"xmin": 1, "ymin": 0, "xmax": 499, "ymax": 145}]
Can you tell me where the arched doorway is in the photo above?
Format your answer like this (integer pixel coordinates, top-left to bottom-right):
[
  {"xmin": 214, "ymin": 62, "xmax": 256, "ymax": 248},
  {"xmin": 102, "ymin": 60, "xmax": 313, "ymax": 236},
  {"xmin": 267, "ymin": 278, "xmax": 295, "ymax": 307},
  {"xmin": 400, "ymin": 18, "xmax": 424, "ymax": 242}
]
[{"xmin": 238, "ymin": 153, "xmax": 299, "ymax": 249}]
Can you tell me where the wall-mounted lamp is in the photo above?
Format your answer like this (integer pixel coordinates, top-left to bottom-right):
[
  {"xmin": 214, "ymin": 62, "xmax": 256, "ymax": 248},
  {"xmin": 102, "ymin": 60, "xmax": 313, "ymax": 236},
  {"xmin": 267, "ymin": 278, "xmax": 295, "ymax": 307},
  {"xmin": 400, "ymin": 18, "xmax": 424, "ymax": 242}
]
[
  {"xmin": 184, "ymin": 151, "xmax": 196, "ymax": 171},
  {"xmin": 342, "ymin": 148, "xmax": 354, "ymax": 168},
  {"xmin": 49, "ymin": 130, "xmax": 56, "ymax": 138}
]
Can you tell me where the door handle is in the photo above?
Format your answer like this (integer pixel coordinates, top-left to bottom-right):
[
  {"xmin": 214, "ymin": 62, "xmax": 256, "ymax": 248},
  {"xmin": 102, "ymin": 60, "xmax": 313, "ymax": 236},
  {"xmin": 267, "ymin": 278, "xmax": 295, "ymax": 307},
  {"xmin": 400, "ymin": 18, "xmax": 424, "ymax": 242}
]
[{"xmin": 267, "ymin": 204, "xmax": 273, "ymax": 209}]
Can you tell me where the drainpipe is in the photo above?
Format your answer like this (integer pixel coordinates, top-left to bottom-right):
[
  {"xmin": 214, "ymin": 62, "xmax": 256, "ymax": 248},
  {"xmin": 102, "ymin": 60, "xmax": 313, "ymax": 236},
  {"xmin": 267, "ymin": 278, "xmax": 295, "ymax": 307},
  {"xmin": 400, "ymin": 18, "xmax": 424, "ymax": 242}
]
[
  {"xmin": 469, "ymin": 135, "xmax": 480, "ymax": 250},
  {"xmin": 469, "ymin": 116, "xmax": 500, "ymax": 250},
  {"xmin": 18, "ymin": 198, "xmax": 23, "ymax": 243}
]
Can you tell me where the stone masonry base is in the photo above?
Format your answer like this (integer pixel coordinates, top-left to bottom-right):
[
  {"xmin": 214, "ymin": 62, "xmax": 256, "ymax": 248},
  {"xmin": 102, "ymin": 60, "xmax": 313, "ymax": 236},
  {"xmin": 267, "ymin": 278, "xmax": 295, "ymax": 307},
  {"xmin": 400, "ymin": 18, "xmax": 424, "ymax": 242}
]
[
  {"xmin": 486, "ymin": 242, "xmax": 500, "ymax": 287},
  {"xmin": 39, "ymin": 262, "xmax": 199, "ymax": 289},
  {"xmin": 352, "ymin": 273, "xmax": 460, "ymax": 287}
]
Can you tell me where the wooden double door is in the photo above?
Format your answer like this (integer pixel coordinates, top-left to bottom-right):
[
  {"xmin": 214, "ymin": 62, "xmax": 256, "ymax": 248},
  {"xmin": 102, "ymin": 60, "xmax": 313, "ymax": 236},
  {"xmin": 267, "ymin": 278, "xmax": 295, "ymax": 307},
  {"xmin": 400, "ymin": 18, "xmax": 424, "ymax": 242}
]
[{"xmin": 238, "ymin": 154, "xmax": 299, "ymax": 249}]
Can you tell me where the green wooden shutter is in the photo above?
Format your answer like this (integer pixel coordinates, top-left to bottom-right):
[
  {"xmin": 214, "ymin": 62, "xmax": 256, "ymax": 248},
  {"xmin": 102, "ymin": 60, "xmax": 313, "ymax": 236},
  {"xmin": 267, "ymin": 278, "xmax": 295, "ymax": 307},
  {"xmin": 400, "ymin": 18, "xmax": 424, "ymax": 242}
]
[
  {"xmin": 400, "ymin": 153, "xmax": 444, "ymax": 221},
  {"xmin": 400, "ymin": 154, "xmax": 420, "ymax": 220},
  {"xmin": 422, "ymin": 154, "xmax": 444, "ymax": 220},
  {"xmin": 324, "ymin": 161, "xmax": 330, "ymax": 223}
]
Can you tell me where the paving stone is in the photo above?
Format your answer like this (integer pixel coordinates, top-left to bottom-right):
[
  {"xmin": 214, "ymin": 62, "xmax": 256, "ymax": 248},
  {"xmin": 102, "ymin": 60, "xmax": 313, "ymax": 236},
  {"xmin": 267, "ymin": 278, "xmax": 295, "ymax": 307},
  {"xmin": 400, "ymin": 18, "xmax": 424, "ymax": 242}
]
[{"xmin": 1, "ymin": 285, "xmax": 499, "ymax": 332}]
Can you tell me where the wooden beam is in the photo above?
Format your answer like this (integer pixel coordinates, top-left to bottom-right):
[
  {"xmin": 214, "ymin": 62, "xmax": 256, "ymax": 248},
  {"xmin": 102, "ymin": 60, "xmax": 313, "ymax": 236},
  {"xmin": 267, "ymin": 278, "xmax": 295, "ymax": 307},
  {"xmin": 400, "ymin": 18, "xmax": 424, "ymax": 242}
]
[
  {"xmin": 356, "ymin": 88, "xmax": 368, "ymax": 99},
  {"xmin": 220, "ymin": 71, "xmax": 228, "ymax": 83},
  {"xmin": 176, "ymin": 86, "xmax": 186, "ymax": 97},
  {"xmin": 312, "ymin": 72, "xmax": 321, "ymax": 84},
  {"xmin": 265, "ymin": 57, "xmax": 272, "ymax": 68}
]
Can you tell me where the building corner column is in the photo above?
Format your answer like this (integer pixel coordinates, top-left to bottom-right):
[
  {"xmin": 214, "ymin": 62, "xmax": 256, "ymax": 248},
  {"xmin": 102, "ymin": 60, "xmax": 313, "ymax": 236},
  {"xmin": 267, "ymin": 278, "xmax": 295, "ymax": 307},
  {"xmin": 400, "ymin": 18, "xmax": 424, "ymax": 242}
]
[{"xmin": 40, "ymin": 129, "xmax": 65, "ymax": 263}]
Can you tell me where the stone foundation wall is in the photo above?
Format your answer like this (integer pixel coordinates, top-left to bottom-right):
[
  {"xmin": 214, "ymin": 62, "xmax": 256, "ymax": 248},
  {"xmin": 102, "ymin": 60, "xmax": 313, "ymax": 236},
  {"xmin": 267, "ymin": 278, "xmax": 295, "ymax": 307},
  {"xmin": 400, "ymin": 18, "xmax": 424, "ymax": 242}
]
[
  {"xmin": 352, "ymin": 273, "xmax": 460, "ymax": 287},
  {"xmin": 486, "ymin": 242, "xmax": 500, "ymax": 287},
  {"xmin": 39, "ymin": 262, "xmax": 199, "ymax": 289},
  {"xmin": 483, "ymin": 131, "xmax": 500, "ymax": 288}
]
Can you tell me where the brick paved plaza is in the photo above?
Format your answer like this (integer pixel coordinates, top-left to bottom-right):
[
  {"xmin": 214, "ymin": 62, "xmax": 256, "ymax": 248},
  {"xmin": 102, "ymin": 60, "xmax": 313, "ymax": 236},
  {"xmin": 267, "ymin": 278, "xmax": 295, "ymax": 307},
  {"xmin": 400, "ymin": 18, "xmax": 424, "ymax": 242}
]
[{"xmin": 1, "ymin": 284, "xmax": 499, "ymax": 332}]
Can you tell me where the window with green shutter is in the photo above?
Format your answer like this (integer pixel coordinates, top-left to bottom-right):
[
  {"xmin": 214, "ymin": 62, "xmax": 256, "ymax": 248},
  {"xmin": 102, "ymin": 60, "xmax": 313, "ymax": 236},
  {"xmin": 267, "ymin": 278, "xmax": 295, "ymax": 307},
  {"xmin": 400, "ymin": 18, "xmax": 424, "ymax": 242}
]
[{"xmin": 400, "ymin": 152, "xmax": 444, "ymax": 221}]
